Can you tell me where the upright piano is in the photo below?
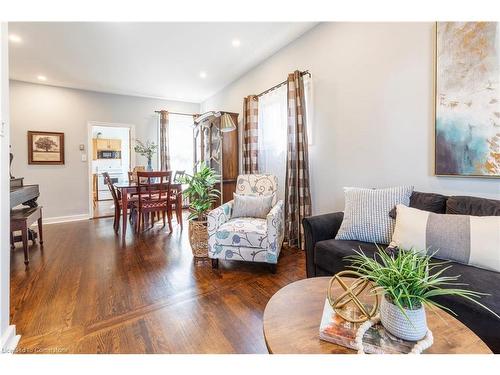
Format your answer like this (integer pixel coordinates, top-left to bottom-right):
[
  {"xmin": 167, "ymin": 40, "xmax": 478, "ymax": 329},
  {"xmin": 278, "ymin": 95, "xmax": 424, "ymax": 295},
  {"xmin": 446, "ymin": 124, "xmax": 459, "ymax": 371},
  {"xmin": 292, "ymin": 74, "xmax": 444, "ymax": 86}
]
[
  {"xmin": 10, "ymin": 177, "xmax": 40, "ymax": 208},
  {"xmin": 10, "ymin": 177, "xmax": 40, "ymax": 242}
]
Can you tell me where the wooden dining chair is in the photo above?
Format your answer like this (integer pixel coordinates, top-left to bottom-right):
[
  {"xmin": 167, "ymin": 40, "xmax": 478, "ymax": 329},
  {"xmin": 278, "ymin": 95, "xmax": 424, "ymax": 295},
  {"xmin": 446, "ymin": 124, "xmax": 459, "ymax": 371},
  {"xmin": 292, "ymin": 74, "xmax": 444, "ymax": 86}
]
[
  {"xmin": 129, "ymin": 166, "xmax": 146, "ymax": 183},
  {"xmin": 136, "ymin": 171, "xmax": 173, "ymax": 233},
  {"xmin": 173, "ymin": 170, "xmax": 185, "ymax": 183},
  {"xmin": 102, "ymin": 172, "xmax": 137, "ymax": 233},
  {"xmin": 171, "ymin": 170, "xmax": 185, "ymax": 228}
]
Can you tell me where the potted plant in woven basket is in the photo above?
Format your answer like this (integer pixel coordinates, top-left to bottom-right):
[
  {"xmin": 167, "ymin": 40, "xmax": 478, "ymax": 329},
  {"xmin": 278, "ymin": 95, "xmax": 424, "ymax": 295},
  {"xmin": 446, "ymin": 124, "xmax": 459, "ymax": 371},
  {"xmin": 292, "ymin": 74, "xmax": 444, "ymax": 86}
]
[
  {"xmin": 346, "ymin": 246, "xmax": 499, "ymax": 341},
  {"xmin": 179, "ymin": 163, "xmax": 220, "ymax": 258}
]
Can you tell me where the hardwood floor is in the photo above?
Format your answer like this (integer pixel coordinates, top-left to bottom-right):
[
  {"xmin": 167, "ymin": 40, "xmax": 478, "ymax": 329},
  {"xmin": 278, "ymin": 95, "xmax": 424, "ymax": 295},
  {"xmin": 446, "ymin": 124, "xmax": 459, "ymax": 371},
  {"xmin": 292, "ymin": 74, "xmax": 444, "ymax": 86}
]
[
  {"xmin": 93, "ymin": 199, "xmax": 115, "ymax": 218},
  {"xmin": 10, "ymin": 214, "xmax": 306, "ymax": 353}
]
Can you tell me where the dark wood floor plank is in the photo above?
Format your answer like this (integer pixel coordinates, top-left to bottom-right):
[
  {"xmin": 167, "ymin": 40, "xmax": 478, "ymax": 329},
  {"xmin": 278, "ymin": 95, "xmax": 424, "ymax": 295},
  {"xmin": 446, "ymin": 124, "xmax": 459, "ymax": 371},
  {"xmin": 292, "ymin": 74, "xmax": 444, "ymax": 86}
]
[{"xmin": 10, "ymin": 214, "xmax": 306, "ymax": 353}]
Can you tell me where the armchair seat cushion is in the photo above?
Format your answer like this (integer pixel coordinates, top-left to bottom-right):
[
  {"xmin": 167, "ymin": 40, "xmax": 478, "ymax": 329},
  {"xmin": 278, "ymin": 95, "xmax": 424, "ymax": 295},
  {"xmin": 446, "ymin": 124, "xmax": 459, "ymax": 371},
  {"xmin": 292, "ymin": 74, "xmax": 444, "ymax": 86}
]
[{"xmin": 215, "ymin": 218, "xmax": 267, "ymax": 249}]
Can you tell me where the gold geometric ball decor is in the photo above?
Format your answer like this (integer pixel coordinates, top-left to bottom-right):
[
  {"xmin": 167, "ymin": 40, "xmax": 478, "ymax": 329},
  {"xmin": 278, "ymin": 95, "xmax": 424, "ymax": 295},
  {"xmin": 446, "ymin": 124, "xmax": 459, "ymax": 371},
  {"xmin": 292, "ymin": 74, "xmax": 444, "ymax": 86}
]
[{"xmin": 327, "ymin": 271, "xmax": 379, "ymax": 323}]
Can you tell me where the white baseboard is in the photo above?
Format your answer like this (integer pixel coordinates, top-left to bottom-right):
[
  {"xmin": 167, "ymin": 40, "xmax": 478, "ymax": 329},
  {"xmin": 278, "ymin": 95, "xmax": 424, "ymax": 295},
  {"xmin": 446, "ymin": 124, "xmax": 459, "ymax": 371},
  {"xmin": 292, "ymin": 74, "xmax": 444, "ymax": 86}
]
[
  {"xmin": 0, "ymin": 325, "xmax": 20, "ymax": 354},
  {"xmin": 39, "ymin": 214, "xmax": 90, "ymax": 225}
]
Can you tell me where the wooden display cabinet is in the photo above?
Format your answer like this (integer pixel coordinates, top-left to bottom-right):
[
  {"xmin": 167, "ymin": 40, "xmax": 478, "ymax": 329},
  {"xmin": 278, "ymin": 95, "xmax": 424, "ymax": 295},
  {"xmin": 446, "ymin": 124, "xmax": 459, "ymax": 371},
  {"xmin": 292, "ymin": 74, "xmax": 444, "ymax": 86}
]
[{"xmin": 193, "ymin": 112, "xmax": 239, "ymax": 204}]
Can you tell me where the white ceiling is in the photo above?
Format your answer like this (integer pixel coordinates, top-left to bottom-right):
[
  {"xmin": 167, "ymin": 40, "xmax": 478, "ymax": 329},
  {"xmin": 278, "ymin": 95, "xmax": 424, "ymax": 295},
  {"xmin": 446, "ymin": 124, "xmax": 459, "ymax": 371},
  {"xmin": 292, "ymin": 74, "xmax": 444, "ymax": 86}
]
[{"xmin": 8, "ymin": 22, "xmax": 317, "ymax": 103}]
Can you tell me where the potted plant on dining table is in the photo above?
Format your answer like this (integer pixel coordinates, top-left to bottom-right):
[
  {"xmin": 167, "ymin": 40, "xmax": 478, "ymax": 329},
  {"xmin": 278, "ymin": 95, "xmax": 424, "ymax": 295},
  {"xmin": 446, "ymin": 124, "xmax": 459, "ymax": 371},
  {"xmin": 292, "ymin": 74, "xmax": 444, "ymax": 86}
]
[
  {"xmin": 179, "ymin": 163, "xmax": 220, "ymax": 258},
  {"xmin": 134, "ymin": 140, "xmax": 157, "ymax": 172}
]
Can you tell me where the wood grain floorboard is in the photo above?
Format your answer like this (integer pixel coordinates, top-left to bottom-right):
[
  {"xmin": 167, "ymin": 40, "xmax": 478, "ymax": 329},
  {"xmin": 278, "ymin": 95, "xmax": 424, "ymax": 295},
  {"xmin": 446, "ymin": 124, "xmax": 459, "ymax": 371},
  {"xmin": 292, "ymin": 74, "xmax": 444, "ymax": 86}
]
[{"xmin": 10, "ymin": 214, "xmax": 306, "ymax": 353}]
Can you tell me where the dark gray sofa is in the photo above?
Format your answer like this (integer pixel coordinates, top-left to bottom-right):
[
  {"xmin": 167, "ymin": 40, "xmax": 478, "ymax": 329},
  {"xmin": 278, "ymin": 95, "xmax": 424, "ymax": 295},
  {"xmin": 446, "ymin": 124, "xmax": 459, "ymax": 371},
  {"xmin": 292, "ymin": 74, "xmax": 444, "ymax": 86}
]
[{"xmin": 303, "ymin": 191, "xmax": 500, "ymax": 353}]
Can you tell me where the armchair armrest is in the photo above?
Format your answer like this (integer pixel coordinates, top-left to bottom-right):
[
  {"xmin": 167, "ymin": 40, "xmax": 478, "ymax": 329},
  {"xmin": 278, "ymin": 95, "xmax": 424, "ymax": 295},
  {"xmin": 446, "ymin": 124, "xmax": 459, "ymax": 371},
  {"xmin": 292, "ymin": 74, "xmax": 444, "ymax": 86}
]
[
  {"xmin": 302, "ymin": 212, "xmax": 344, "ymax": 277},
  {"xmin": 207, "ymin": 200, "xmax": 233, "ymax": 235},
  {"xmin": 266, "ymin": 200, "xmax": 285, "ymax": 263},
  {"xmin": 207, "ymin": 200, "xmax": 234, "ymax": 259}
]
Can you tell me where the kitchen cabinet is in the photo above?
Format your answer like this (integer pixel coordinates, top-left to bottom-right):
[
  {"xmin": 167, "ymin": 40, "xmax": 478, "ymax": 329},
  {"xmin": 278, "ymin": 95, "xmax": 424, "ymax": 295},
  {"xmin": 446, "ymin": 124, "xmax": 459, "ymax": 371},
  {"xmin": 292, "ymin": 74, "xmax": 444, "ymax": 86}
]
[
  {"xmin": 92, "ymin": 138, "xmax": 122, "ymax": 160},
  {"xmin": 107, "ymin": 139, "xmax": 122, "ymax": 151}
]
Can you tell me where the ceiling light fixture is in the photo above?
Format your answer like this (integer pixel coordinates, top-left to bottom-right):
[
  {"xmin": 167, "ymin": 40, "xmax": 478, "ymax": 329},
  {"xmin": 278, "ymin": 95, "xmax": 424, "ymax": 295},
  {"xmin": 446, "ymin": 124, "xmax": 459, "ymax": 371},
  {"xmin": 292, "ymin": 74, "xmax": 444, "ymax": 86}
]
[
  {"xmin": 37, "ymin": 75, "xmax": 47, "ymax": 81},
  {"xmin": 199, "ymin": 71, "xmax": 207, "ymax": 79},
  {"xmin": 231, "ymin": 39, "xmax": 241, "ymax": 47},
  {"xmin": 9, "ymin": 34, "xmax": 22, "ymax": 43}
]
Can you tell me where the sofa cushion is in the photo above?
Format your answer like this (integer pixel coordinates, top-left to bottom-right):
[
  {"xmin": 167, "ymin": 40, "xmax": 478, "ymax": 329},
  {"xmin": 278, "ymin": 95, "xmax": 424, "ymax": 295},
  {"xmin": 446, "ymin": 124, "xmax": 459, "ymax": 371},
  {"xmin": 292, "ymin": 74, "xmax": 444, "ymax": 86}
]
[
  {"xmin": 435, "ymin": 260, "xmax": 500, "ymax": 353},
  {"xmin": 436, "ymin": 260, "xmax": 500, "ymax": 316},
  {"xmin": 410, "ymin": 191, "xmax": 448, "ymax": 213},
  {"xmin": 389, "ymin": 191, "xmax": 448, "ymax": 218},
  {"xmin": 314, "ymin": 239, "xmax": 382, "ymax": 275},
  {"xmin": 215, "ymin": 218, "xmax": 267, "ymax": 248},
  {"xmin": 446, "ymin": 196, "xmax": 500, "ymax": 216}
]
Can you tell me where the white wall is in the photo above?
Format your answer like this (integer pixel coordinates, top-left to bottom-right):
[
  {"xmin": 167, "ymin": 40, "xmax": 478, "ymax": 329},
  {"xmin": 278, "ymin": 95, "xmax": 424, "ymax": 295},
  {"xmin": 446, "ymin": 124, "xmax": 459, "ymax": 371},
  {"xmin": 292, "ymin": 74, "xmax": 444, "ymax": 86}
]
[
  {"xmin": 1, "ymin": 23, "xmax": 18, "ymax": 352},
  {"xmin": 10, "ymin": 80, "xmax": 200, "ymax": 219},
  {"xmin": 202, "ymin": 23, "xmax": 500, "ymax": 214}
]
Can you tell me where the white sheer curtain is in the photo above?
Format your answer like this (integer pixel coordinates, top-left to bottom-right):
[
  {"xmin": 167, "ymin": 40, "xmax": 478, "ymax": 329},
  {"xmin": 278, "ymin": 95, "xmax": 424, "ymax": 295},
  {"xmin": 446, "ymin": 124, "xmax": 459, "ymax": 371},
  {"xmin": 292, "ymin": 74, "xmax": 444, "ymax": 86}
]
[
  {"xmin": 257, "ymin": 84, "xmax": 288, "ymax": 201},
  {"xmin": 257, "ymin": 74, "xmax": 313, "ymax": 201},
  {"xmin": 168, "ymin": 114, "xmax": 194, "ymax": 174}
]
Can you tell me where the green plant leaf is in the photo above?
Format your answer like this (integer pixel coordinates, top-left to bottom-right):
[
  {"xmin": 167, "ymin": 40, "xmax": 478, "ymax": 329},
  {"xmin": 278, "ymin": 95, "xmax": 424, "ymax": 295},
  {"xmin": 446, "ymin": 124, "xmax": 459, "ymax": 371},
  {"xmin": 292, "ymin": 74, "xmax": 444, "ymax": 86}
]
[{"xmin": 345, "ymin": 245, "xmax": 500, "ymax": 321}]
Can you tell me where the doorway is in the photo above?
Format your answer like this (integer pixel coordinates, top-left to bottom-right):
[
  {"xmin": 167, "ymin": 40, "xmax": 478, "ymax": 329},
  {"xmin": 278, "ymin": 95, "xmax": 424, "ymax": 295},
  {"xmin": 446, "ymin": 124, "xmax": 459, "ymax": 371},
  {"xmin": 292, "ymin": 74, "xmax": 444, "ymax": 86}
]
[{"xmin": 87, "ymin": 121, "xmax": 136, "ymax": 219}]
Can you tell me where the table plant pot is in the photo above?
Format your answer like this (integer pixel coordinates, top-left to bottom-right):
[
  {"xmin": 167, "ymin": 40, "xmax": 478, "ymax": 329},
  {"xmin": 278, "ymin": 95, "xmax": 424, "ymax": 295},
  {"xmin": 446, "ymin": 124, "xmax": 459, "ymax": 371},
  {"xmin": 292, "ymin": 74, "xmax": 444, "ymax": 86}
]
[
  {"xmin": 188, "ymin": 219, "xmax": 209, "ymax": 258},
  {"xmin": 346, "ymin": 245, "xmax": 500, "ymax": 348},
  {"xmin": 380, "ymin": 295, "xmax": 427, "ymax": 341}
]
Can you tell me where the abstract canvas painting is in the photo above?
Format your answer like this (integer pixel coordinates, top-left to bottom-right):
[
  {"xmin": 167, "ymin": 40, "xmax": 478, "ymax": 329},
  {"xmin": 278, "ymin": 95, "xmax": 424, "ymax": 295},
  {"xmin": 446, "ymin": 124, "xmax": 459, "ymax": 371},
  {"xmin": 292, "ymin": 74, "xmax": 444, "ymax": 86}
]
[{"xmin": 435, "ymin": 22, "xmax": 499, "ymax": 177}]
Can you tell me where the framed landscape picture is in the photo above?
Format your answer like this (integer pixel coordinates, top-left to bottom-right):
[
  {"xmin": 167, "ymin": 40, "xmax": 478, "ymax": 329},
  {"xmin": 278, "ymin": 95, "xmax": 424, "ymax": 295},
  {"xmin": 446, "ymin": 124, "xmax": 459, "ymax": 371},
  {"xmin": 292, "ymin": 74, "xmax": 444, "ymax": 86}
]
[
  {"xmin": 435, "ymin": 22, "xmax": 499, "ymax": 178},
  {"xmin": 28, "ymin": 131, "xmax": 65, "ymax": 165}
]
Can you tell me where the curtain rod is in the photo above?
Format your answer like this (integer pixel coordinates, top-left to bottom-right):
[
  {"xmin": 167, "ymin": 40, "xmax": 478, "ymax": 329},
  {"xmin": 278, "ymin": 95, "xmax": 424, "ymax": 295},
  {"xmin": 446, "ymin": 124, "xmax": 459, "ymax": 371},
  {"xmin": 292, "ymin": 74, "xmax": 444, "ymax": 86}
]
[
  {"xmin": 255, "ymin": 70, "xmax": 310, "ymax": 98},
  {"xmin": 154, "ymin": 110, "xmax": 197, "ymax": 116},
  {"xmin": 155, "ymin": 110, "xmax": 239, "ymax": 118}
]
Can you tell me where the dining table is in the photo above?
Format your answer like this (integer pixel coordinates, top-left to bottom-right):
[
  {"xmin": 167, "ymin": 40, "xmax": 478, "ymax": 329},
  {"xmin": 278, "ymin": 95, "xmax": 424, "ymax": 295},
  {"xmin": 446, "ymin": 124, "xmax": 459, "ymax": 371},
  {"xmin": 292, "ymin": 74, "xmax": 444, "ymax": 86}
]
[{"xmin": 114, "ymin": 181, "xmax": 183, "ymax": 242}]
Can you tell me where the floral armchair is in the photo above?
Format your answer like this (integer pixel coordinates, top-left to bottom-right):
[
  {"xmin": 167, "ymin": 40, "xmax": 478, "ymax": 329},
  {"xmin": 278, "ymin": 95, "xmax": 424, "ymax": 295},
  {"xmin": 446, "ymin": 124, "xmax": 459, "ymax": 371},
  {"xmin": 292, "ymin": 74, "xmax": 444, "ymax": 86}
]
[{"xmin": 207, "ymin": 174, "xmax": 285, "ymax": 272}]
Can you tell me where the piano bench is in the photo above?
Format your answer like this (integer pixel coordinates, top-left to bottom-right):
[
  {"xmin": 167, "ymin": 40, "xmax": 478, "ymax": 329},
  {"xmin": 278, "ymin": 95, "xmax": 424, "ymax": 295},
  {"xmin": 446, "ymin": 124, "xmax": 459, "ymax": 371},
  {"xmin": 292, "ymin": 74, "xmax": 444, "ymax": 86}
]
[{"xmin": 10, "ymin": 206, "xmax": 43, "ymax": 265}]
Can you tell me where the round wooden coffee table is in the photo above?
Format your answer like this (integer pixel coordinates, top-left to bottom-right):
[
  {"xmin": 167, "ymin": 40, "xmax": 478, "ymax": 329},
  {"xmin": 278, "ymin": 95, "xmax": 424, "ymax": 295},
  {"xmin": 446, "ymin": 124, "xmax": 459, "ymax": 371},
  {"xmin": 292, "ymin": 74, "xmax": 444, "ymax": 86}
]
[{"xmin": 263, "ymin": 277, "xmax": 492, "ymax": 354}]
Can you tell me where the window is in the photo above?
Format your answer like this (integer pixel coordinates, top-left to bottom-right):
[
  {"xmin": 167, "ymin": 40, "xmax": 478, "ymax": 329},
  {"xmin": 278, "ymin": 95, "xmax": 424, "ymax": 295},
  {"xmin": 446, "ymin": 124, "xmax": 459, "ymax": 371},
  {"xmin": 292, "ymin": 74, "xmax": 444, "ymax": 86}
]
[
  {"xmin": 257, "ymin": 84, "xmax": 288, "ymax": 201},
  {"xmin": 167, "ymin": 114, "xmax": 194, "ymax": 174},
  {"xmin": 257, "ymin": 75, "xmax": 313, "ymax": 201}
]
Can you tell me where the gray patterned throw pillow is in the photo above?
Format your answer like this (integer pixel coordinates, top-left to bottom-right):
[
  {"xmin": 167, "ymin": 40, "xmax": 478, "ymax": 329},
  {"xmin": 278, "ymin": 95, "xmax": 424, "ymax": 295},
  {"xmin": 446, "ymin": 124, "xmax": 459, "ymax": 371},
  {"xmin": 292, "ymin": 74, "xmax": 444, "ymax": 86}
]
[
  {"xmin": 335, "ymin": 186, "xmax": 414, "ymax": 244},
  {"xmin": 390, "ymin": 204, "xmax": 500, "ymax": 272},
  {"xmin": 231, "ymin": 193, "xmax": 274, "ymax": 219}
]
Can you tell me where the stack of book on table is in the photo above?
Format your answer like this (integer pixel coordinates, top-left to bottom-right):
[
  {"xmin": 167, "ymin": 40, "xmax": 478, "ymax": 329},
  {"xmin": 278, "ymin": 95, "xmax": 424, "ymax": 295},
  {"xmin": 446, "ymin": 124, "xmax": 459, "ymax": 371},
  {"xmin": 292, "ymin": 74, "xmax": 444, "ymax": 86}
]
[{"xmin": 319, "ymin": 299, "xmax": 414, "ymax": 354}]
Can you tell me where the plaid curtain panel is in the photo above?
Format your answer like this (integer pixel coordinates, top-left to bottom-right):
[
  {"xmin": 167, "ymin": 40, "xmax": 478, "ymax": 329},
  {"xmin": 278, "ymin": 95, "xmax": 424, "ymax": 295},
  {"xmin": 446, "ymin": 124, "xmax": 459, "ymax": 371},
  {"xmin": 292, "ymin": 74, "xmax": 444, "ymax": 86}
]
[
  {"xmin": 243, "ymin": 95, "xmax": 259, "ymax": 173},
  {"xmin": 285, "ymin": 71, "xmax": 312, "ymax": 249},
  {"xmin": 158, "ymin": 110, "xmax": 170, "ymax": 171}
]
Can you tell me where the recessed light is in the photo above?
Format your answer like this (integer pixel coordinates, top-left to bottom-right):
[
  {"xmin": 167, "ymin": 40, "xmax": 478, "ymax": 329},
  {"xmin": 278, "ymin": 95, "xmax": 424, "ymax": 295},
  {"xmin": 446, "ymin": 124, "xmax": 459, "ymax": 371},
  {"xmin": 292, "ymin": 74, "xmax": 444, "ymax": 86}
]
[
  {"xmin": 231, "ymin": 39, "xmax": 241, "ymax": 47},
  {"xmin": 9, "ymin": 34, "xmax": 22, "ymax": 43},
  {"xmin": 37, "ymin": 75, "xmax": 47, "ymax": 81},
  {"xmin": 199, "ymin": 71, "xmax": 207, "ymax": 79}
]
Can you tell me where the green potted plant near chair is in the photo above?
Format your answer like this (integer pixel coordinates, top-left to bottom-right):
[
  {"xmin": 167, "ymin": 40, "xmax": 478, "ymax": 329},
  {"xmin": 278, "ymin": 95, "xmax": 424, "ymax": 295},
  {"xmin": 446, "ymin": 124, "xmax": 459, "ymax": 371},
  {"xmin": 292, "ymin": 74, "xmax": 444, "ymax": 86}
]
[
  {"xmin": 347, "ymin": 246, "xmax": 499, "ymax": 341},
  {"xmin": 180, "ymin": 163, "xmax": 220, "ymax": 258},
  {"xmin": 134, "ymin": 140, "xmax": 157, "ymax": 171}
]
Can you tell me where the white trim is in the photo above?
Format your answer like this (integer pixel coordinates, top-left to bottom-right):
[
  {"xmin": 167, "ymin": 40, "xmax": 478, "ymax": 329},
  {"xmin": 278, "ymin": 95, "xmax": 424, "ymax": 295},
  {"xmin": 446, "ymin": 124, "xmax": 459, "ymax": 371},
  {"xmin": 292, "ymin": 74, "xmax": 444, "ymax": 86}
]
[
  {"xmin": 0, "ymin": 22, "xmax": 12, "ymax": 352},
  {"xmin": 87, "ymin": 121, "xmax": 136, "ymax": 219},
  {"xmin": 37, "ymin": 214, "xmax": 90, "ymax": 225},
  {"xmin": 0, "ymin": 325, "xmax": 20, "ymax": 354}
]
